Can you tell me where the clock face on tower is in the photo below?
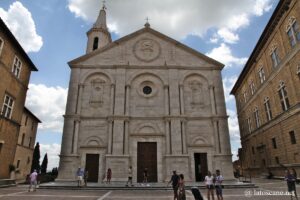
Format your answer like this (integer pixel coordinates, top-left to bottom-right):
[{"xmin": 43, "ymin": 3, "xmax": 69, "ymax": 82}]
[{"xmin": 133, "ymin": 38, "xmax": 161, "ymax": 62}]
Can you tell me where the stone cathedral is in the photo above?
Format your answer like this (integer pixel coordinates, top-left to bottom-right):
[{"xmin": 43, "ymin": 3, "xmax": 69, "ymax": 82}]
[{"xmin": 58, "ymin": 6, "xmax": 233, "ymax": 182}]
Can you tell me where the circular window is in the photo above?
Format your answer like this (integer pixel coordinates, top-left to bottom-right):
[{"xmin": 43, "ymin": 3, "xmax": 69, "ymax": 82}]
[{"xmin": 143, "ymin": 86, "xmax": 152, "ymax": 95}]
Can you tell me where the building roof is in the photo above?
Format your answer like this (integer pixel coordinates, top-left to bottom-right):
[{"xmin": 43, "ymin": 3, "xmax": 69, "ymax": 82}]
[
  {"xmin": 0, "ymin": 18, "xmax": 38, "ymax": 71},
  {"xmin": 69, "ymin": 24, "xmax": 224, "ymax": 68},
  {"xmin": 230, "ymin": 0, "xmax": 292, "ymax": 95},
  {"xmin": 24, "ymin": 107, "xmax": 42, "ymax": 123}
]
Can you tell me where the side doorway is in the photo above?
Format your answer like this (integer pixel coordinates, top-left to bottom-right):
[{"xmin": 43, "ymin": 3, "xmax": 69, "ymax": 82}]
[
  {"xmin": 85, "ymin": 154, "xmax": 99, "ymax": 182},
  {"xmin": 194, "ymin": 153, "xmax": 208, "ymax": 181}
]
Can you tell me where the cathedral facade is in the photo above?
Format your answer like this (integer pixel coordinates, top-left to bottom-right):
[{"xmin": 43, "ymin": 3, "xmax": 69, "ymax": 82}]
[{"xmin": 58, "ymin": 7, "xmax": 233, "ymax": 182}]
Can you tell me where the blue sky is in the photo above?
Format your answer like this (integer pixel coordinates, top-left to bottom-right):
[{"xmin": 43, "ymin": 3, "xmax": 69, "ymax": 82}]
[{"xmin": 0, "ymin": 0, "xmax": 278, "ymax": 170}]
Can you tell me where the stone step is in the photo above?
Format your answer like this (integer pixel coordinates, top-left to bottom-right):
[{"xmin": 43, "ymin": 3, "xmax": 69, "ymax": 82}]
[
  {"xmin": 39, "ymin": 181, "xmax": 257, "ymax": 190},
  {"xmin": 0, "ymin": 179, "xmax": 16, "ymax": 188}
]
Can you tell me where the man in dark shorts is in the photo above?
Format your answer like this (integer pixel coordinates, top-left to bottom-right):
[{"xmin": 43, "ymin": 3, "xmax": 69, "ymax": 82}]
[
  {"xmin": 215, "ymin": 170, "xmax": 224, "ymax": 200},
  {"xmin": 168, "ymin": 170, "xmax": 179, "ymax": 200}
]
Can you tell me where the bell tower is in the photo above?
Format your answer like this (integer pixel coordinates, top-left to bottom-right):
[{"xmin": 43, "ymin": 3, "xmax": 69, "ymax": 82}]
[{"xmin": 86, "ymin": 2, "xmax": 112, "ymax": 53}]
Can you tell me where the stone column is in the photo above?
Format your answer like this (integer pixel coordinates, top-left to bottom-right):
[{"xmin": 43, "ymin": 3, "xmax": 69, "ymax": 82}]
[
  {"xmin": 76, "ymin": 84, "xmax": 84, "ymax": 114},
  {"xmin": 179, "ymin": 84, "xmax": 185, "ymax": 115},
  {"xmin": 110, "ymin": 84, "xmax": 115, "ymax": 115},
  {"xmin": 107, "ymin": 119, "xmax": 113, "ymax": 154},
  {"xmin": 213, "ymin": 120, "xmax": 221, "ymax": 153},
  {"xmin": 164, "ymin": 85, "xmax": 169, "ymax": 115},
  {"xmin": 125, "ymin": 85, "xmax": 130, "ymax": 116},
  {"xmin": 209, "ymin": 85, "xmax": 216, "ymax": 115},
  {"xmin": 181, "ymin": 120, "xmax": 187, "ymax": 154},
  {"xmin": 124, "ymin": 119, "xmax": 129, "ymax": 154},
  {"xmin": 165, "ymin": 119, "xmax": 171, "ymax": 154},
  {"xmin": 73, "ymin": 119, "xmax": 80, "ymax": 154}
]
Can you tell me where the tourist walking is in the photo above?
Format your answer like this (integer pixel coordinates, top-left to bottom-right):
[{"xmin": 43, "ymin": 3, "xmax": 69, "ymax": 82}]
[
  {"xmin": 28, "ymin": 169, "xmax": 38, "ymax": 192},
  {"xmin": 285, "ymin": 169, "xmax": 298, "ymax": 200},
  {"xmin": 126, "ymin": 166, "xmax": 133, "ymax": 186},
  {"xmin": 168, "ymin": 170, "xmax": 180, "ymax": 200},
  {"xmin": 76, "ymin": 167, "xmax": 84, "ymax": 187},
  {"xmin": 205, "ymin": 171, "xmax": 215, "ymax": 200},
  {"xmin": 84, "ymin": 170, "xmax": 88, "ymax": 187},
  {"xmin": 178, "ymin": 174, "xmax": 186, "ymax": 200},
  {"xmin": 106, "ymin": 168, "xmax": 112, "ymax": 183},
  {"xmin": 215, "ymin": 170, "xmax": 223, "ymax": 200},
  {"xmin": 143, "ymin": 168, "xmax": 148, "ymax": 184}
]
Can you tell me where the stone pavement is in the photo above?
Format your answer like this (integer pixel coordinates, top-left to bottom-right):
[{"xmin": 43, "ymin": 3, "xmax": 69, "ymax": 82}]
[{"xmin": 0, "ymin": 178, "xmax": 299, "ymax": 199}]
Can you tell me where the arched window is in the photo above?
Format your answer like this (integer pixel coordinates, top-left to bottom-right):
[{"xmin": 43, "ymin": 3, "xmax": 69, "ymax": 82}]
[
  {"xmin": 253, "ymin": 107, "xmax": 260, "ymax": 128},
  {"xmin": 286, "ymin": 16, "xmax": 300, "ymax": 47},
  {"xmin": 278, "ymin": 81, "xmax": 290, "ymax": 111},
  {"xmin": 263, "ymin": 97, "xmax": 272, "ymax": 121},
  {"xmin": 93, "ymin": 37, "xmax": 99, "ymax": 50}
]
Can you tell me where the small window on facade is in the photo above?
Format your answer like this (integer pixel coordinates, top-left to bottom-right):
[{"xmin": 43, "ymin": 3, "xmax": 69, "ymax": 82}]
[
  {"xmin": 29, "ymin": 137, "xmax": 32, "ymax": 148},
  {"xmin": 258, "ymin": 67, "xmax": 266, "ymax": 84},
  {"xmin": 264, "ymin": 97, "xmax": 272, "ymax": 121},
  {"xmin": 262, "ymin": 159, "xmax": 266, "ymax": 167},
  {"xmin": 252, "ymin": 146, "xmax": 255, "ymax": 154},
  {"xmin": 31, "ymin": 121, "xmax": 35, "ymax": 130},
  {"xmin": 275, "ymin": 157, "xmax": 279, "ymax": 164},
  {"xmin": 27, "ymin": 157, "xmax": 30, "ymax": 164},
  {"xmin": 25, "ymin": 115, "xmax": 28, "ymax": 125},
  {"xmin": 247, "ymin": 117, "xmax": 252, "ymax": 133},
  {"xmin": 0, "ymin": 37, "xmax": 4, "ymax": 55},
  {"xmin": 12, "ymin": 56, "xmax": 22, "ymax": 78},
  {"xmin": 17, "ymin": 160, "xmax": 20, "ymax": 168},
  {"xmin": 21, "ymin": 133, "xmax": 25, "ymax": 145},
  {"xmin": 287, "ymin": 18, "xmax": 300, "ymax": 47},
  {"xmin": 278, "ymin": 81, "xmax": 290, "ymax": 111},
  {"xmin": 243, "ymin": 91, "xmax": 247, "ymax": 103},
  {"xmin": 289, "ymin": 131, "xmax": 296, "ymax": 144},
  {"xmin": 1, "ymin": 94, "xmax": 14, "ymax": 119},
  {"xmin": 93, "ymin": 37, "xmax": 99, "ymax": 50},
  {"xmin": 271, "ymin": 48, "xmax": 280, "ymax": 68},
  {"xmin": 297, "ymin": 65, "xmax": 300, "ymax": 76},
  {"xmin": 249, "ymin": 80, "xmax": 255, "ymax": 95},
  {"xmin": 272, "ymin": 138, "xmax": 277, "ymax": 149},
  {"xmin": 254, "ymin": 107, "xmax": 260, "ymax": 128}
]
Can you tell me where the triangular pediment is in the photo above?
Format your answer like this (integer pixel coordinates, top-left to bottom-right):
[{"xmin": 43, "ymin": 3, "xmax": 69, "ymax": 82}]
[{"xmin": 69, "ymin": 27, "xmax": 224, "ymax": 69}]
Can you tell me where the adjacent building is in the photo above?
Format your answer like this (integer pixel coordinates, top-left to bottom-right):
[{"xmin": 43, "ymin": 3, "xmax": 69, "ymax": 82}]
[
  {"xmin": 231, "ymin": 0, "xmax": 300, "ymax": 177},
  {"xmin": 0, "ymin": 18, "xmax": 39, "ymax": 179},
  {"xmin": 58, "ymin": 5, "xmax": 233, "ymax": 183},
  {"xmin": 14, "ymin": 107, "xmax": 41, "ymax": 181}
]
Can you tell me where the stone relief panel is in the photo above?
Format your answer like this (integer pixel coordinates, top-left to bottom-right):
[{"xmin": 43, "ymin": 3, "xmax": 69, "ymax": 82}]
[
  {"xmin": 133, "ymin": 38, "xmax": 161, "ymax": 62},
  {"xmin": 183, "ymin": 74, "xmax": 211, "ymax": 116},
  {"xmin": 130, "ymin": 74, "xmax": 165, "ymax": 116},
  {"xmin": 130, "ymin": 121, "xmax": 164, "ymax": 136},
  {"xmin": 81, "ymin": 73, "xmax": 111, "ymax": 116},
  {"xmin": 186, "ymin": 120, "xmax": 213, "ymax": 146},
  {"xmin": 78, "ymin": 120, "xmax": 108, "ymax": 147}
]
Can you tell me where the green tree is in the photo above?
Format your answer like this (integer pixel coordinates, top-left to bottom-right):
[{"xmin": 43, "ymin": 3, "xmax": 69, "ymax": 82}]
[
  {"xmin": 41, "ymin": 153, "xmax": 48, "ymax": 174},
  {"xmin": 31, "ymin": 142, "xmax": 40, "ymax": 173}
]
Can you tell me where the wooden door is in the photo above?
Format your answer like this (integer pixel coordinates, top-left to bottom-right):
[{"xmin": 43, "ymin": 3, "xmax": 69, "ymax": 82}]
[
  {"xmin": 194, "ymin": 153, "xmax": 208, "ymax": 181},
  {"xmin": 85, "ymin": 154, "xmax": 99, "ymax": 182},
  {"xmin": 137, "ymin": 142, "xmax": 157, "ymax": 182}
]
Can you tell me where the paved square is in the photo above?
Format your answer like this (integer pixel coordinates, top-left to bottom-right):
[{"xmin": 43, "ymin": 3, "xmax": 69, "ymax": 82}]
[{"xmin": 0, "ymin": 179, "xmax": 299, "ymax": 200}]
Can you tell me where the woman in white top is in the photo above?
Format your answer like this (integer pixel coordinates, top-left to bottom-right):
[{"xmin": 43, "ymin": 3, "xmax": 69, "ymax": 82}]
[{"xmin": 205, "ymin": 171, "xmax": 215, "ymax": 200}]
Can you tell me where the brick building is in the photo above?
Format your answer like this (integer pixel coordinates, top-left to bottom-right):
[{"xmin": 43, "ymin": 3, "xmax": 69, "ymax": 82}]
[
  {"xmin": 231, "ymin": 0, "xmax": 300, "ymax": 177},
  {"xmin": 0, "ymin": 18, "xmax": 38, "ymax": 178},
  {"xmin": 13, "ymin": 107, "xmax": 40, "ymax": 181}
]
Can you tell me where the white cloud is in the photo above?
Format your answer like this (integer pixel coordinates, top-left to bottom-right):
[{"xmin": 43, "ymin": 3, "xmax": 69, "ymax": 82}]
[
  {"xmin": 67, "ymin": 0, "xmax": 274, "ymax": 42},
  {"xmin": 206, "ymin": 43, "xmax": 248, "ymax": 67},
  {"xmin": 227, "ymin": 108, "xmax": 240, "ymax": 140},
  {"xmin": 223, "ymin": 76, "xmax": 238, "ymax": 103},
  {"xmin": 254, "ymin": 0, "xmax": 273, "ymax": 16},
  {"xmin": 40, "ymin": 143, "xmax": 61, "ymax": 171},
  {"xmin": 25, "ymin": 84, "xmax": 68, "ymax": 133},
  {"xmin": 217, "ymin": 28, "xmax": 239, "ymax": 44},
  {"xmin": 0, "ymin": 1, "xmax": 43, "ymax": 52}
]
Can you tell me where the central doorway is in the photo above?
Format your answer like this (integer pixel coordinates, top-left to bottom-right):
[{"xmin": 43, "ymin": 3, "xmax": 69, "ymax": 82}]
[
  {"xmin": 194, "ymin": 153, "xmax": 208, "ymax": 181},
  {"xmin": 137, "ymin": 142, "xmax": 157, "ymax": 182},
  {"xmin": 85, "ymin": 154, "xmax": 99, "ymax": 182}
]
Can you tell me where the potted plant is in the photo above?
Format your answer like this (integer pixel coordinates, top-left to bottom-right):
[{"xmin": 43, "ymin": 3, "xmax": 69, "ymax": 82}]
[{"xmin": 9, "ymin": 164, "xmax": 16, "ymax": 180}]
